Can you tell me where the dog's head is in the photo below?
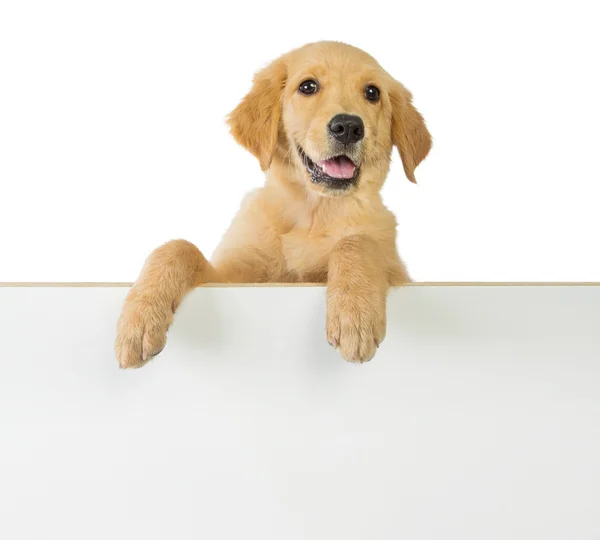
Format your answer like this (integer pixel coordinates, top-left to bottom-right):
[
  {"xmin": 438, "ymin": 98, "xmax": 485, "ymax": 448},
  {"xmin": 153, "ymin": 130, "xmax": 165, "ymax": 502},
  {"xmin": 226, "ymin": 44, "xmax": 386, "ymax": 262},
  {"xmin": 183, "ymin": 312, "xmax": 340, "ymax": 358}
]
[{"xmin": 228, "ymin": 41, "xmax": 431, "ymax": 196}]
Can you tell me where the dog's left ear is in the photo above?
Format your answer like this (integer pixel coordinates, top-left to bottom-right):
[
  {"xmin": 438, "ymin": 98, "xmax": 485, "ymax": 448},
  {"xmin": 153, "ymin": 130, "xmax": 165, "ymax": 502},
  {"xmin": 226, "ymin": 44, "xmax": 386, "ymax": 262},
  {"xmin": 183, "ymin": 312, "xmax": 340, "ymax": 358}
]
[
  {"xmin": 390, "ymin": 82, "xmax": 432, "ymax": 183},
  {"xmin": 227, "ymin": 57, "xmax": 287, "ymax": 172}
]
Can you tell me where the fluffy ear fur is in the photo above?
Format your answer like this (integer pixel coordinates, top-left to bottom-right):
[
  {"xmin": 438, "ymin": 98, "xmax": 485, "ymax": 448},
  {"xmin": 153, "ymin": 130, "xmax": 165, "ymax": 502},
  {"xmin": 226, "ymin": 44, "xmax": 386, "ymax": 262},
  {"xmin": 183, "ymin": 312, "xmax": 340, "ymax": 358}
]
[
  {"xmin": 390, "ymin": 82, "xmax": 432, "ymax": 183},
  {"xmin": 227, "ymin": 57, "xmax": 287, "ymax": 171}
]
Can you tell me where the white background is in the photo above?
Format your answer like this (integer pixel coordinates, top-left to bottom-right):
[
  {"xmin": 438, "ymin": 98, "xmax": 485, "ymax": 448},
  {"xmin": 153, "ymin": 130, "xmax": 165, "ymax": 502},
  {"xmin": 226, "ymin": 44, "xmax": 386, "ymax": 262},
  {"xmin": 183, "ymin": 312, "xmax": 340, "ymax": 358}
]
[{"xmin": 1, "ymin": 0, "xmax": 599, "ymax": 282}]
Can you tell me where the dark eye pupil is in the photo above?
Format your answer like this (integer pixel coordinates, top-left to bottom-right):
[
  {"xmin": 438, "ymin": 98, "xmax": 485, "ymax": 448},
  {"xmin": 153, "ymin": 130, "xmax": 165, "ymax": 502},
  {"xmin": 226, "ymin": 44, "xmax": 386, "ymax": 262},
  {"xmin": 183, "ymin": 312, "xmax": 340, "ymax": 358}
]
[
  {"xmin": 365, "ymin": 85, "xmax": 380, "ymax": 102},
  {"xmin": 299, "ymin": 80, "xmax": 318, "ymax": 95}
]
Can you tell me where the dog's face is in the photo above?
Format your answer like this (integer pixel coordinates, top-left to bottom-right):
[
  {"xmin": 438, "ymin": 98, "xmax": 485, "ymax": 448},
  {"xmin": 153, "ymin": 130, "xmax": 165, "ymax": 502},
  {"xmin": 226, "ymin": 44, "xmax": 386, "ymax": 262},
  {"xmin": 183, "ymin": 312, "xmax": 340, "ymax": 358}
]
[{"xmin": 228, "ymin": 42, "xmax": 431, "ymax": 197}]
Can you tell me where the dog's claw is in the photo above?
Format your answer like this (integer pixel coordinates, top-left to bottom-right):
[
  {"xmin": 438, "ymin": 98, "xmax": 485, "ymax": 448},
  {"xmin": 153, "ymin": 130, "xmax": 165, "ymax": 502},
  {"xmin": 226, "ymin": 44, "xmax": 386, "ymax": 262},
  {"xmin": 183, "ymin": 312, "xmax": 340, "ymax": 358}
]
[{"xmin": 142, "ymin": 345, "xmax": 165, "ymax": 363}]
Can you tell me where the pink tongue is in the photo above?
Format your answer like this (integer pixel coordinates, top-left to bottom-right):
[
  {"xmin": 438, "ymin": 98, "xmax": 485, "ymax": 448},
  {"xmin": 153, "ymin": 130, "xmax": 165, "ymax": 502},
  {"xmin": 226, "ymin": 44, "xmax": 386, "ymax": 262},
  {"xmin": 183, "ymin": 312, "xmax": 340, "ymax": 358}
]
[{"xmin": 318, "ymin": 156, "xmax": 356, "ymax": 179}]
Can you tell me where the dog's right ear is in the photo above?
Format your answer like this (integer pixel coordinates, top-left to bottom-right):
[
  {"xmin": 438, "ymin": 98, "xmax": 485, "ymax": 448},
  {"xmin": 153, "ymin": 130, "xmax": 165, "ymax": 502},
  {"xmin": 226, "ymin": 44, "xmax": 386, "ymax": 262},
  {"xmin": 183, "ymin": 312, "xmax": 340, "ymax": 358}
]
[
  {"xmin": 227, "ymin": 57, "xmax": 287, "ymax": 172},
  {"xmin": 390, "ymin": 81, "xmax": 432, "ymax": 184}
]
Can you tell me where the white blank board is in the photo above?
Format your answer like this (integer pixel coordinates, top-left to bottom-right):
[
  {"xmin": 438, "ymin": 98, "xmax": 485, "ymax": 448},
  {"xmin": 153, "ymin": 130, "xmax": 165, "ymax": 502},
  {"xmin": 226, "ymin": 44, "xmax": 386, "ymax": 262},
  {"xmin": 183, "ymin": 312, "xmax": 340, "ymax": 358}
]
[{"xmin": 1, "ymin": 284, "xmax": 599, "ymax": 540}]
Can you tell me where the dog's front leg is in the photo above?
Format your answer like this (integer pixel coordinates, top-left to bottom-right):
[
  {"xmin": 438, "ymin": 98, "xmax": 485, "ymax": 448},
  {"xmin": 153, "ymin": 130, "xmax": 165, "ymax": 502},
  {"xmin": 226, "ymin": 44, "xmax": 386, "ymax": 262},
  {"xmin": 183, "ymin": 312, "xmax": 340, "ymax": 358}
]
[
  {"xmin": 326, "ymin": 235, "xmax": 389, "ymax": 363},
  {"xmin": 115, "ymin": 240, "xmax": 217, "ymax": 369}
]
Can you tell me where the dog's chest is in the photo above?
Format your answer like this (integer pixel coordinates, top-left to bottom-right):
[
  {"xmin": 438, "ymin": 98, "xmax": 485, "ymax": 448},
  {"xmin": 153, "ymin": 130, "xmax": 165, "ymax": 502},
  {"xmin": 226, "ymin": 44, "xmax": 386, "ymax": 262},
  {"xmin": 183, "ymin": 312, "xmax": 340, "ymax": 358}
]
[{"xmin": 280, "ymin": 227, "xmax": 336, "ymax": 277}]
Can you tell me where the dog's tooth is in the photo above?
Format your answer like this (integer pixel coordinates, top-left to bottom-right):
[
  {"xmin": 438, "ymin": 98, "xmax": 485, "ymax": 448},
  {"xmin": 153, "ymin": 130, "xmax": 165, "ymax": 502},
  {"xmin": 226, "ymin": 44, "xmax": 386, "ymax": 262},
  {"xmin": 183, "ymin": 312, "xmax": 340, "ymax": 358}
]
[{"xmin": 321, "ymin": 163, "xmax": 327, "ymax": 174}]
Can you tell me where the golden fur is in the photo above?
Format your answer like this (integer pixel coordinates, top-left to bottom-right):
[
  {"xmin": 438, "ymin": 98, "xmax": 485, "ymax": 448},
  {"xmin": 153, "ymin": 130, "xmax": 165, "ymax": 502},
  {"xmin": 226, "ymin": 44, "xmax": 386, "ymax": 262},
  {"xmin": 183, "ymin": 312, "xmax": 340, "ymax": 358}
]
[{"xmin": 115, "ymin": 41, "xmax": 431, "ymax": 367}]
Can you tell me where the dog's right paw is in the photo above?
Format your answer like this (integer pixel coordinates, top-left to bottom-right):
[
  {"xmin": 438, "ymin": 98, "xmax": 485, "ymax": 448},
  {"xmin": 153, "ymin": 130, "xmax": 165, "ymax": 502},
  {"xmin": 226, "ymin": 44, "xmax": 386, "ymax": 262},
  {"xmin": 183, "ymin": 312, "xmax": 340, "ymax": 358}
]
[{"xmin": 115, "ymin": 296, "xmax": 174, "ymax": 369}]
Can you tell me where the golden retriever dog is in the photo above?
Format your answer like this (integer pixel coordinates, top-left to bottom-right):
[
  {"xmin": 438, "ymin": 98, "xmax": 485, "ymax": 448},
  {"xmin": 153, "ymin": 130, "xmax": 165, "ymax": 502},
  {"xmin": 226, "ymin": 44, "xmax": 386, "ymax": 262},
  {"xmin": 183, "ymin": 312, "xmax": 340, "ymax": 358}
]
[{"xmin": 115, "ymin": 41, "xmax": 431, "ymax": 368}]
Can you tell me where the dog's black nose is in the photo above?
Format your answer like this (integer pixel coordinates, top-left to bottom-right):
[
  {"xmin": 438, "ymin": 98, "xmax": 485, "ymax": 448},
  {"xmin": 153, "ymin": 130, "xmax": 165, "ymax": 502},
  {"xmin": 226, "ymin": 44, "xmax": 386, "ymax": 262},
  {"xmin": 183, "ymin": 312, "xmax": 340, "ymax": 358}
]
[{"xmin": 328, "ymin": 114, "xmax": 364, "ymax": 145}]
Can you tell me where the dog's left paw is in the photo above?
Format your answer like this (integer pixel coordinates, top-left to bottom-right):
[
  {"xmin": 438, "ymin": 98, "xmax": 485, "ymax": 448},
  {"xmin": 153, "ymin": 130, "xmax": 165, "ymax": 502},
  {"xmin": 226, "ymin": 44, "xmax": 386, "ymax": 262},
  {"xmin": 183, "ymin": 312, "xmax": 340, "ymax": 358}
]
[
  {"xmin": 326, "ymin": 292, "xmax": 386, "ymax": 363},
  {"xmin": 115, "ymin": 294, "xmax": 173, "ymax": 369}
]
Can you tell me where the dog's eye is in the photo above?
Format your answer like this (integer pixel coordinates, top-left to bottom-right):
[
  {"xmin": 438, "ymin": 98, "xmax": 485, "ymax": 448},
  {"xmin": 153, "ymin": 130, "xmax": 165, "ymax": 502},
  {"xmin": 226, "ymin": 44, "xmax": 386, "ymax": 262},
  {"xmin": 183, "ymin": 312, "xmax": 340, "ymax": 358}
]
[
  {"xmin": 298, "ymin": 79, "xmax": 319, "ymax": 95},
  {"xmin": 364, "ymin": 85, "xmax": 380, "ymax": 102}
]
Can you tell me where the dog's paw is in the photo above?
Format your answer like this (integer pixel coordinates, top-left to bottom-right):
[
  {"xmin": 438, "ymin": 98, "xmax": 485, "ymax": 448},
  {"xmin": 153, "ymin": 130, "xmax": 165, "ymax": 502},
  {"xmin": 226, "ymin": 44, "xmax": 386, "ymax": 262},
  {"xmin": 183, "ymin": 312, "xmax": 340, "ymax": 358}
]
[
  {"xmin": 326, "ymin": 292, "xmax": 386, "ymax": 363},
  {"xmin": 115, "ymin": 295, "xmax": 174, "ymax": 369}
]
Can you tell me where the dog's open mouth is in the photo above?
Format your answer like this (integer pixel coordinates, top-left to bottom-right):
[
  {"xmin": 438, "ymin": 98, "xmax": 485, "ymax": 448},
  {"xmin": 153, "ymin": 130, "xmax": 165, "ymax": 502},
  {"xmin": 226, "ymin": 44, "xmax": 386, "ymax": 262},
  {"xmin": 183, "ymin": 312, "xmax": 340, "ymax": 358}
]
[{"xmin": 298, "ymin": 147, "xmax": 360, "ymax": 190}]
